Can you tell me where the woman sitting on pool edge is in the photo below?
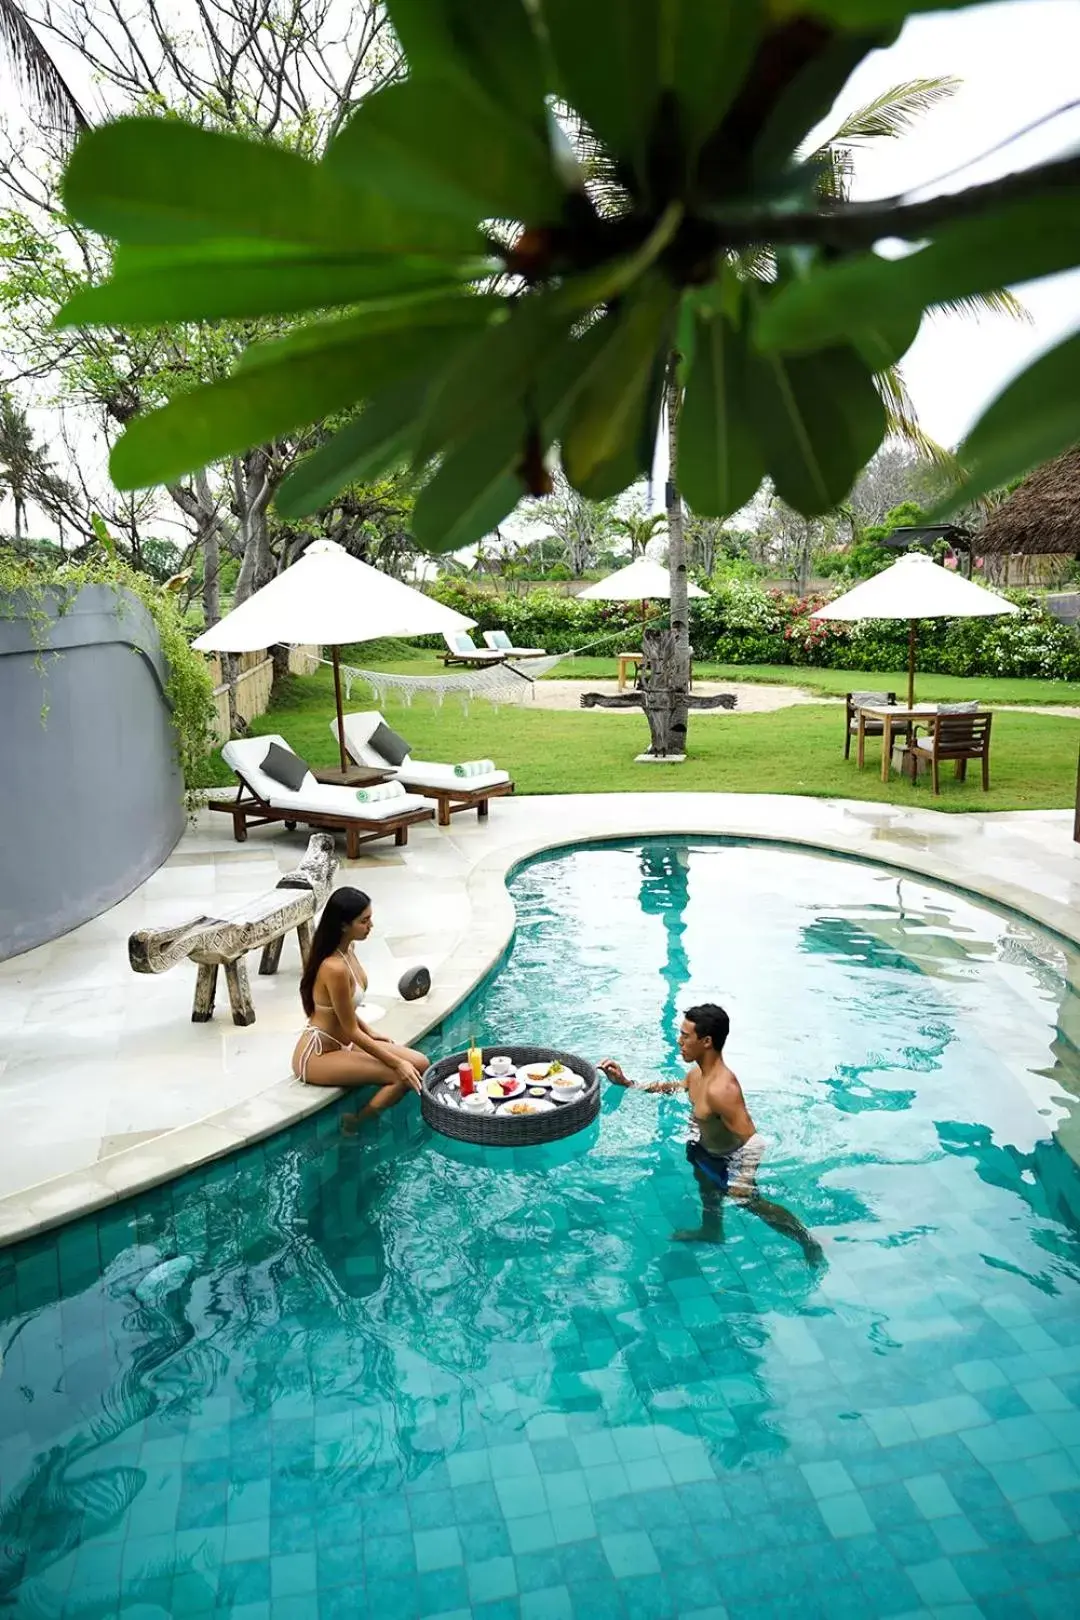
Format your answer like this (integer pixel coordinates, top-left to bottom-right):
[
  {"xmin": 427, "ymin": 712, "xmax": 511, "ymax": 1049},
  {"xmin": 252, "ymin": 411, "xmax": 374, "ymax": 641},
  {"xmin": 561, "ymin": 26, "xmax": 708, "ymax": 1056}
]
[{"xmin": 293, "ymin": 886, "xmax": 428, "ymax": 1130}]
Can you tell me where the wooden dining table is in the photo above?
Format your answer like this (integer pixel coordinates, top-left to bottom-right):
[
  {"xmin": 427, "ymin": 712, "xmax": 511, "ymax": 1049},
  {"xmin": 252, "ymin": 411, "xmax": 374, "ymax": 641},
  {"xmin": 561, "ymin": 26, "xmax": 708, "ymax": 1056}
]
[{"xmin": 855, "ymin": 703, "xmax": 940, "ymax": 782}]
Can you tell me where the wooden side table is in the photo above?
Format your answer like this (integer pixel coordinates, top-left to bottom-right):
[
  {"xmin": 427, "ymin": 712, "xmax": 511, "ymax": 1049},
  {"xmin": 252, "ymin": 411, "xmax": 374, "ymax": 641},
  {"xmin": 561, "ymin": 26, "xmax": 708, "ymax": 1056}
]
[
  {"xmin": 616, "ymin": 652, "xmax": 644, "ymax": 690},
  {"xmin": 312, "ymin": 765, "xmax": 395, "ymax": 788}
]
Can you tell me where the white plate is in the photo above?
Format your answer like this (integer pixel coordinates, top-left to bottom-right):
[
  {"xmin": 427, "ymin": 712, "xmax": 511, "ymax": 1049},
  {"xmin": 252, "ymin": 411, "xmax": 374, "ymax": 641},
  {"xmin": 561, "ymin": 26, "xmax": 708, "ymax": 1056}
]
[
  {"xmin": 484, "ymin": 1062, "xmax": 517, "ymax": 1078},
  {"xmin": 498, "ymin": 1098, "xmax": 555, "ymax": 1117},
  {"xmin": 485, "ymin": 1077, "xmax": 526, "ymax": 1101},
  {"xmin": 519, "ymin": 1061, "xmax": 554, "ymax": 1081},
  {"xmin": 456, "ymin": 1095, "xmax": 494, "ymax": 1116}
]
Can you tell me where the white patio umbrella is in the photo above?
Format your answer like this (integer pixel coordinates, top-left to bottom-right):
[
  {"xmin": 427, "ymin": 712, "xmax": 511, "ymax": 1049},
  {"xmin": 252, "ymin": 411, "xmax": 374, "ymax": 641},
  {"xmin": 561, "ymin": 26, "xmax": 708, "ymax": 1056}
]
[
  {"xmin": 194, "ymin": 540, "xmax": 476, "ymax": 770},
  {"xmin": 812, "ymin": 552, "xmax": 1017, "ymax": 708},
  {"xmin": 578, "ymin": 557, "xmax": 707, "ymax": 625}
]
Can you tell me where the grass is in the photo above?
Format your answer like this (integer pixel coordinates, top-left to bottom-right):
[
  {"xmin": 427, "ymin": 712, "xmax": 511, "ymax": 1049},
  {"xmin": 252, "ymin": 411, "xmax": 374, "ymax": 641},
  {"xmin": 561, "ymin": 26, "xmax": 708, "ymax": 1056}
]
[
  {"xmin": 203, "ymin": 664, "xmax": 1080, "ymax": 813},
  {"xmin": 333, "ymin": 648, "xmax": 1080, "ymax": 707}
]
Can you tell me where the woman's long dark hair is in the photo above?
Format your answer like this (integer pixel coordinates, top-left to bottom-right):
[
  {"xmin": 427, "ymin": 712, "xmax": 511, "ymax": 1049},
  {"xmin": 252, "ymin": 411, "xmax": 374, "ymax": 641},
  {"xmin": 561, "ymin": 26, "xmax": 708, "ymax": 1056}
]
[{"xmin": 300, "ymin": 887, "xmax": 371, "ymax": 1016}]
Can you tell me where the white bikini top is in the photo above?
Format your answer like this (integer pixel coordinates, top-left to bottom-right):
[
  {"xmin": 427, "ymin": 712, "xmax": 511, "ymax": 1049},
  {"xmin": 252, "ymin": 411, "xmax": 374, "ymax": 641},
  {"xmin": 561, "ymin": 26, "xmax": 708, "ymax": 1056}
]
[{"xmin": 313, "ymin": 949, "xmax": 365, "ymax": 1012}]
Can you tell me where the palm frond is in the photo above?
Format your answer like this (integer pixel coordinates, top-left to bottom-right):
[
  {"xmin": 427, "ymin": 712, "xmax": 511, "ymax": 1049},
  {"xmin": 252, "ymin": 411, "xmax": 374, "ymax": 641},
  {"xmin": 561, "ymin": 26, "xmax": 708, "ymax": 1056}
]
[
  {"xmin": 875, "ymin": 367, "xmax": 957, "ymax": 470},
  {"xmin": 0, "ymin": 0, "xmax": 88, "ymax": 139},
  {"xmin": 822, "ymin": 77, "xmax": 961, "ymax": 148},
  {"xmin": 932, "ymin": 289, "xmax": 1033, "ymax": 325}
]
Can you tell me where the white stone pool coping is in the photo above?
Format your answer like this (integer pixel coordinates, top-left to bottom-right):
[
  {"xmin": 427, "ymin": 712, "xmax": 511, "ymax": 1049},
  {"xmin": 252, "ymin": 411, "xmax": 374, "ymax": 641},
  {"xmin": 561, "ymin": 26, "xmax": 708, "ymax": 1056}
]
[{"xmin": 1, "ymin": 791, "xmax": 1079, "ymax": 1248}]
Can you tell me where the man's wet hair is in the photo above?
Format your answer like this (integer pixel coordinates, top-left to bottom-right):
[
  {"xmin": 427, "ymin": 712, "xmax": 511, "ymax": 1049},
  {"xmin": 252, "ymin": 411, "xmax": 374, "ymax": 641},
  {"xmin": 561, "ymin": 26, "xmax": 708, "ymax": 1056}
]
[{"xmin": 685, "ymin": 1004, "xmax": 730, "ymax": 1051}]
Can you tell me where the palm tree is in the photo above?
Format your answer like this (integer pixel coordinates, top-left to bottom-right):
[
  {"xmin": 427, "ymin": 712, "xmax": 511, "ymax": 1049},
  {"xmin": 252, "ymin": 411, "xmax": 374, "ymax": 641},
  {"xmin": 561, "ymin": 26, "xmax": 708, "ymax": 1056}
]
[
  {"xmin": 0, "ymin": 0, "xmax": 87, "ymax": 137},
  {"xmin": 611, "ymin": 507, "xmax": 667, "ymax": 561}
]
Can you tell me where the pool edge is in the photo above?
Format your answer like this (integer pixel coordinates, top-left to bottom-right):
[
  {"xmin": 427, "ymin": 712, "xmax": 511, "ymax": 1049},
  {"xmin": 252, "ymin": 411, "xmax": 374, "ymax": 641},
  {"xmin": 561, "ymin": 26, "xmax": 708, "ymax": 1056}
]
[{"xmin": 3, "ymin": 797, "xmax": 1078, "ymax": 1248}]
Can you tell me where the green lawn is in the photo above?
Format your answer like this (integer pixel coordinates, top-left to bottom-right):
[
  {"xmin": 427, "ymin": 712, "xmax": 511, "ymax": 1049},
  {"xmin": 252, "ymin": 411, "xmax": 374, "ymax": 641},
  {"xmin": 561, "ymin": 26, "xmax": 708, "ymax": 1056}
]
[
  {"xmin": 205, "ymin": 664, "xmax": 1080, "ymax": 813},
  {"xmin": 340, "ymin": 649, "xmax": 1080, "ymax": 707}
]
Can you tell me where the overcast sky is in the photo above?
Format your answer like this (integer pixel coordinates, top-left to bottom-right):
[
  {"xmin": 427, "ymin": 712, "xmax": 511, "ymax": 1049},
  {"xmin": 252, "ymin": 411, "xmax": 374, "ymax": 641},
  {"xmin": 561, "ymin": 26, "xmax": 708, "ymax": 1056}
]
[{"xmin": 814, "ymin": 0, "xmax": 1080, "ymax": 448}]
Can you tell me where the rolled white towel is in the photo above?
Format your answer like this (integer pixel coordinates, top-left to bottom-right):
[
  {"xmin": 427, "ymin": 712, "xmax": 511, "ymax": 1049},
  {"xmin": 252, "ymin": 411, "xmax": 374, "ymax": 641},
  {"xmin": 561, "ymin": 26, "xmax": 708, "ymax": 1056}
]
[
  {"xmin": 355, "ymin": 781, "xmax": 407, "ymax": 804},
  {"xmin": 453, "ymin": 758, "xmax": 496, "ymax": 778}
]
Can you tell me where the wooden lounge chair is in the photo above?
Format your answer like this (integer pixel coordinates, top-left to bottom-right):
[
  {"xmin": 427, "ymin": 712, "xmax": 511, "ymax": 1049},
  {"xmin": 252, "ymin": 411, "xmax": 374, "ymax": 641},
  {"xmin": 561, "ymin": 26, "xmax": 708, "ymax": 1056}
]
[
  {"xmin": 482, "ymin": 629, "xmax": 548, "ymax": 658},
  {"xmin": 335, "ymin": 712, "xmax": 515, "ymax": 827},
  {"xmin": 844, "ymin": 689, "xmax": 906, "ymax": 759},
  {"xmin": 907, "ymin": 711, "xmax": 992, "ymax": 795},
  {"xmin": 442, "ymin": 630, "xmax": 506, "ymax": 667},
  {"xmin": 212, "ymin": 734, "xmax": 435, "ymax": 856}
]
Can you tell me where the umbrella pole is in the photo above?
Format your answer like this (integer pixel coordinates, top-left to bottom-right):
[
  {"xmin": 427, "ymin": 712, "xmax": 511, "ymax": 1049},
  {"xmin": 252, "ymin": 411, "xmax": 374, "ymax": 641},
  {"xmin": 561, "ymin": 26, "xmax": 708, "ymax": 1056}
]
[
  {"xmin": 332, "ymin": 646, "xmax": 348, "ymax": 772},
  {"xmin": 907, "ymin": 622, "xmax": 917, "ymax": 710}
]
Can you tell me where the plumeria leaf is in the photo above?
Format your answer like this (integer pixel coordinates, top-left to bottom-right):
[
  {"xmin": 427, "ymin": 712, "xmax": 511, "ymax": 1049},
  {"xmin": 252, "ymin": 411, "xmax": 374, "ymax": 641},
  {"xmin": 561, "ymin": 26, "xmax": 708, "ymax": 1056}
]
[
  {"xmin": 62, "ymin": 117, "xmax": 480, "ymax": 256},
  {"xmin": 562, "ymin": 276, "xmax": 678, "ymax": 497},
  {"xmin": 385, "ymin": 1, "xmax": 547, "ymax": 128},
  {"xmin": 758, "ymin": 197, "xmax": 1080, "ymax": 354},
  {"xmin": 746, "ymin": 336, "xmax": 886, "ymax": 513},
  {"xmin": 663, "ymin": 2, "xmax": 763, "ymax": 157},
  {"xmin": 56, "ymin": 247, "xmax": 483, "ymax": 327},
  {"xmin": 110, "ymin": 321, "xmax": 478, "ymax": 490},
  {"xmin": 276, "ymin": 378, "xmax": 431, "ymax": 519},
  {"xmin": 541, "ymin": 0, "xmax": 660, "ymax": 183},
  {"xmin": 680, "ymin": 309, "xmax": 765, "ymax": 517},
  {"xmin": 412, "ymin": 412, "xmax": 529, "ymax": 552},
  {"xmin": 326, "ymin": 75, "xmax": 563, "ymax": 227}
]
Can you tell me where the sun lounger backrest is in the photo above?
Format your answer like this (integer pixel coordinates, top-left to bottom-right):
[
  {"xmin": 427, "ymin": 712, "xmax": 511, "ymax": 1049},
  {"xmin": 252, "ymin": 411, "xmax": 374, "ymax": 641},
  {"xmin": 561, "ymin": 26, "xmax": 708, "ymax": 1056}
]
[
  {"xmin": 445, "ymin": 630, "xmax": 478, "ymax": 654},
  {"xmin": 223, "ymin": 734, "xmax": 315, "ymax": 802},
  {"xmin": 335, "ymin": 712, "xmax": 408, "ymax": 771}
]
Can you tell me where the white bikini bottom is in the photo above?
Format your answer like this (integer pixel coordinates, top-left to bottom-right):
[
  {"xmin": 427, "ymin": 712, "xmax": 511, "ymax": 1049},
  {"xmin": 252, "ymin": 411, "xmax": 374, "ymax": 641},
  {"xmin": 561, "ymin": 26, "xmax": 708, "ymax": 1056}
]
[{"xmin": 294, "ymin": 1026, "xmax": 354, "ymax": 1084}]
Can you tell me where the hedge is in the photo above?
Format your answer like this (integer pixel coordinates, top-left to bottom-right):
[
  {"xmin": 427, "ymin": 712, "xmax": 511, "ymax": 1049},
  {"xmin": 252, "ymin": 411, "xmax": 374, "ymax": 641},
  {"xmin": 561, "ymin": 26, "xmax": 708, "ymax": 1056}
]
[{"xmin": 424, "ymin": 575, "xmax": 1080, "ymax": 681}]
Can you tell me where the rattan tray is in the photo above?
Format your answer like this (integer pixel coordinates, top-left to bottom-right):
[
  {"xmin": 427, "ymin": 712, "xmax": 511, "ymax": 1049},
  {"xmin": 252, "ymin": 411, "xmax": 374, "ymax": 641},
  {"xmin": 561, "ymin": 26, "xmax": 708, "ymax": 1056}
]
[{"xmin": 421, "ymin": 1045, "xmax": 600, "ymax": 1146}]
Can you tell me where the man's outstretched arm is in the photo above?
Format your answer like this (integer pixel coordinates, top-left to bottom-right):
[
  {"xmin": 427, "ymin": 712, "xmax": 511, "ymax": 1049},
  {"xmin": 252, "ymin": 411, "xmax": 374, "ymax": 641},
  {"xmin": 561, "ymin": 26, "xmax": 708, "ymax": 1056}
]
[{"xmin": 599, "ymin": 1061, "xmax": 685, "ymax": 1095}]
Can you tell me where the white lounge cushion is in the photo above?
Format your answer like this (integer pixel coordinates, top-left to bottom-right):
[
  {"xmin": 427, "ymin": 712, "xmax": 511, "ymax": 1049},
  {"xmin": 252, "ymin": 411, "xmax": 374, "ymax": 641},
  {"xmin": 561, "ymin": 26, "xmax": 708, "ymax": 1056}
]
[
  {"xmin": 483, "ymin": 631, "xmax": 546, "ymax": 656},
  {"xmin": 337, "ymin": 713, "xmax": 508, "ymax": 791},
  {"xmin": 224, "ymin": 734, "xmax": 317, "ymax": 803},
  {"xmin": 398, "ymin": 762, "xmax": 509, "ymax": 791},
  {"xmin": 266, "ymin": 782, "xmax": 429, "ymax": 819}
]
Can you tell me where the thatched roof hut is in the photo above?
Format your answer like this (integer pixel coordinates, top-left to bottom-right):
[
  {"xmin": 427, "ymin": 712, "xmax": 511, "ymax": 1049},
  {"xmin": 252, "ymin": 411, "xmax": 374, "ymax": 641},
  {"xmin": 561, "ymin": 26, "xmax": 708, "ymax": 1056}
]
[{"xmin": 977, "ymin": 447, "xmax": 1080, "ymax": 556}]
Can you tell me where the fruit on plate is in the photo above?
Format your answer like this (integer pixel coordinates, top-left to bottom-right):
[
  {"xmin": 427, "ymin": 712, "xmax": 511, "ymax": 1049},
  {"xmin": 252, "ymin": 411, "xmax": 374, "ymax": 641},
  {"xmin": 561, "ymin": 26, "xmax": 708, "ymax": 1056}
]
[{"xmin": 486, "ymin": 1080, "xmax": 506, "ymax": 1099}]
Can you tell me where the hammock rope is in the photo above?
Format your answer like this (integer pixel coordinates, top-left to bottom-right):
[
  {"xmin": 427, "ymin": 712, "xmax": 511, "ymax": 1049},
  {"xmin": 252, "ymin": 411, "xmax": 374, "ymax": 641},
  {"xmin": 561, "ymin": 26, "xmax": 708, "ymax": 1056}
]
[{"xmin": 302, "ymin": 630, "xmax": 631, "ymax": 711}]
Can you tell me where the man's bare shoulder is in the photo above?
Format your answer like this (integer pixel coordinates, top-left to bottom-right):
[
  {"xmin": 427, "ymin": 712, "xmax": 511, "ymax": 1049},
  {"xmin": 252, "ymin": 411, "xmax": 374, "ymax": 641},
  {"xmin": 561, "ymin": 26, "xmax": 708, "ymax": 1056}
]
[{"xmin": 705, "ymin": 1062, "xmax": 741, "ymax": 1101}]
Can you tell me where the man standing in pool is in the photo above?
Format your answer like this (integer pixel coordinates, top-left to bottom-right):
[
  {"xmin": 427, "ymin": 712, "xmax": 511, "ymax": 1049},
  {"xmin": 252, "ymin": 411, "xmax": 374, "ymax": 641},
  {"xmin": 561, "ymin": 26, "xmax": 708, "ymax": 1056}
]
[{"xmin": 599, "ymin": 1003, "xmax": 823, "ymax": 1264}]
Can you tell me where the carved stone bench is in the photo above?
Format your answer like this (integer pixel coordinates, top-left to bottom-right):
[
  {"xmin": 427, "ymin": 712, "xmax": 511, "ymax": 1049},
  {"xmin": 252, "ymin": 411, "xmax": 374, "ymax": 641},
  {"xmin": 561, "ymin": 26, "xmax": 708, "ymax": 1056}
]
[{"xmin": 128, "ymin": 833, "xmax": 338, "ymax": 1026}]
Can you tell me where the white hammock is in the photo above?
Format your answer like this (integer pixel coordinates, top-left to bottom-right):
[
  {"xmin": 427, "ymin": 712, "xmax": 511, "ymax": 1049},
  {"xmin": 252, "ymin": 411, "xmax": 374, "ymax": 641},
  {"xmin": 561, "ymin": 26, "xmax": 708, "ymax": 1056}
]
[{"xmin": 305, "ymin": 631, "xmax": 629, "ymax": 711}]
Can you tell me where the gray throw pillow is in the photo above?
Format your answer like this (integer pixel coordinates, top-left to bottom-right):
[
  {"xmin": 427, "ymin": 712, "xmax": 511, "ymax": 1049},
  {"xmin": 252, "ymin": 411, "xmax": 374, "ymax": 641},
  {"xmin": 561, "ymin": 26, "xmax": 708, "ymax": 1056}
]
[
  {"xmin": 370, "ymin": 720, "xmax": 411, "ymax": 766},
  {"xmin": 261, "ymin": 741, "xmax": 308, "ymax": 793}
]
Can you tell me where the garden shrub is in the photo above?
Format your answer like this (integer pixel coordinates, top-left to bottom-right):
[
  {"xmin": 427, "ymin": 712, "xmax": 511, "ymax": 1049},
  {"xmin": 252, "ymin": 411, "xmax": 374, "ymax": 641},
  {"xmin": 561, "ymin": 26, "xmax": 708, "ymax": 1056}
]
[{"xmin": 419, "ymin": 572, "xmax": 1080, "ymax": 681}]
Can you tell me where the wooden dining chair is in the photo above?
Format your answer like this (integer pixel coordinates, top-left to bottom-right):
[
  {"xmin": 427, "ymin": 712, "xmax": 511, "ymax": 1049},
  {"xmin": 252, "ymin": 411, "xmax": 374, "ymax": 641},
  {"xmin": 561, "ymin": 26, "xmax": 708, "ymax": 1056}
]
[
  {"xmin": 844, "ymin": 690, "xmax": 898, "ymax": 759},
  {"xmin": 909, "ymin": 711, "xmax": 993, "ymax": 794}
]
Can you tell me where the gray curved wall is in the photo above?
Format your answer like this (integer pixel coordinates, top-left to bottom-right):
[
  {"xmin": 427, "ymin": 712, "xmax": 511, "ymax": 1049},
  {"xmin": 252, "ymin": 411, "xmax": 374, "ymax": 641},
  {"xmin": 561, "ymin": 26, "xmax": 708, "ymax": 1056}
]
[{"xmin": 0, "ymin": 585, "xmax": 185, "ymax": 960}]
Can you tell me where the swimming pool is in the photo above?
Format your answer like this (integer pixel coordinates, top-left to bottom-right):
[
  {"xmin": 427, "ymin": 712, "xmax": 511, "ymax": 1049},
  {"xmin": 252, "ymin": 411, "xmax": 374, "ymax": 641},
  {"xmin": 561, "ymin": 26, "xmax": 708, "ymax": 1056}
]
[{"xmin": 2, "ymin": 837, "xmax": 1080, "ymax": 1618}]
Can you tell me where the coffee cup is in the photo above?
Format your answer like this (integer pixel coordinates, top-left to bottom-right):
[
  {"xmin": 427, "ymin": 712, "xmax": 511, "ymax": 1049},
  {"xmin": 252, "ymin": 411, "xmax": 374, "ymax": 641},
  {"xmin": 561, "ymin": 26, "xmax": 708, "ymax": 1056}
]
[{"xmin": 489, "ymin": 1055, "xmax": 514, "ymax": 1075}]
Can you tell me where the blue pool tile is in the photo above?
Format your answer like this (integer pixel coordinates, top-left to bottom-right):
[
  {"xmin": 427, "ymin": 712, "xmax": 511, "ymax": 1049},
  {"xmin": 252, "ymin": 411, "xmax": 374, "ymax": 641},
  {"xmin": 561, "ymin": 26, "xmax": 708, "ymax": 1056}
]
[
  {"xmin": 960, "ymin": 1414, "xmax": 1058, "ymax": 1465},
  {"xmin": 518, "ymin": 1549, "xmax": 569, "ymax": 1593},
  {"xmin": 496, "ymin": 1474, "xmax": 542, "ymax": 1520},
  {"xmin": 566, "ymin": 1578, "xmax": 627, "ymax": 1619},
  {"xmin": 318, "ymin": 1585, "xmax": 368, "ymax": 1620},
  {"xmin": 618, "ymin": 1572, "xmax": 675, "ymax": 1618},
  {"xmin": 414, "ymin": 1526, "xmax": 463, "ymax": 1571},
  {"xmin": 366, "ymin": 1574, "xmax": 420, "ymax": 1617},
  {"xmin": 446, "ymin": 1450, "xmax": 490, "ymax": 1488},
  {"xmin": 467, "ymin": 1556, "xmax": 518, "ymax": 1605},
  {"xmin": 364, "ymin": 1532, "xmax": 416, "ymax": 1578},
  {"xmin": 509, "ymin": 1513, "xmax": 559, "ymax": 1556},
  {"xmin": 520, "ymin": 1586, "xmax": 574, "ymax": 1620},
  {"xmin": 217, "ymin": 1561, "xmax": 271, "ymax": 1607},
  {"xmin": 905, "ymin": 1474, "xmax": 962, "ymax": 1520},
  {"xmin": 818, "ymin": 1491, "xmax": 875, "ymax": 1539},
  {"xmin": 224, "ymin": 1520, "xmax": 270, "ymax": 1564},
  {"xmin": 551, "ymin": 1504, "xmax": 597, "ymax": 1545},
  {"xmin": 408, "ymin": 1489, "xmax": 458, "ymax": 1530},
  {"xmin": 864, "ymin": 1409, "xmax": 919, "ymax": 1449},
  {"xmin": 1012, "ymin": 1494, "xmax": 1071, "ymax": 1543},
  {"xmin": 905, "ymin": 1558, "xmax": 970, "ymax": 1607},
  {"xmin": 417, "ymin": 1566, "xmax": 470, "ymax": 1615},
  {"xmin": 362, "ymin": 1495, "xmax": 412, "ymax": 1537},
  {"xmin": 930, "ymin": 1516, "xmax": 986, "ymax": 1557},
  {"xmin": 602, "ymin": 1531, "xmax": 661, "ymax": 1580},
  {"xmin": 269, "ymin": 1552, "xmax": 317, "ymax": 1600},
  {"xmin": 490, "ymin": 1443, "xmax": 540, "ymax": 1480},
  {"xmin": 800, "ymin": 1460, "xmax": 856, "ymax": 1499}
]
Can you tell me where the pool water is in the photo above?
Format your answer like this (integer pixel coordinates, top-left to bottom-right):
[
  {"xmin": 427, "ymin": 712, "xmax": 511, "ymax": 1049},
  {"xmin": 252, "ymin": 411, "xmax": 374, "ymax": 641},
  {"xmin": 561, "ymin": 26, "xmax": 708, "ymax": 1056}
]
[{"xmin": 3, "ymin": 838, "xmax": 1080, "ymax": 1620}]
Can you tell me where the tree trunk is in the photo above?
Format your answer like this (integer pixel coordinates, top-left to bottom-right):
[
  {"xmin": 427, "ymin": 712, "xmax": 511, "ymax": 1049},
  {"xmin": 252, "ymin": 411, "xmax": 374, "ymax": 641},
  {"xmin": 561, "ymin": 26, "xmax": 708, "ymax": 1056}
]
[{"xmin": 640, "ymin": 359, "xmax": 691, "ymax": 758}]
